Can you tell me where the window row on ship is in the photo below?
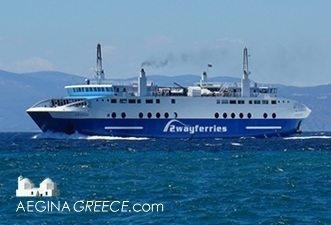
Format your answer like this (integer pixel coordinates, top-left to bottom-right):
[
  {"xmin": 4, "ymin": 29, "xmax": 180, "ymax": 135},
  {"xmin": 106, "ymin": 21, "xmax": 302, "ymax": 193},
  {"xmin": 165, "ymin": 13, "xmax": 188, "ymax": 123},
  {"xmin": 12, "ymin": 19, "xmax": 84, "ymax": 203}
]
[
  {"xmin": 72, "ymin": 87, "xmax": 113, "ymax": 92},
  {"xmin": 95, "ymin": 98, "xmax": 290, "ymax": 105},
  {"xmin": 106, "ymin": 112, "xmax": 278, "ymax": 119}
]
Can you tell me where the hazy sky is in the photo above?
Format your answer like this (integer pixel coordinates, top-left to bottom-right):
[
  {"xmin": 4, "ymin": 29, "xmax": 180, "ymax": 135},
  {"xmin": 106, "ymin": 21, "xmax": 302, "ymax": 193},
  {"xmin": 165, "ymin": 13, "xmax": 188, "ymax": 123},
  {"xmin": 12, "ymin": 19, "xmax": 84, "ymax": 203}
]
[{"xmin": 0, "ymin": 0, "xmax": 330, "ymax": 86}]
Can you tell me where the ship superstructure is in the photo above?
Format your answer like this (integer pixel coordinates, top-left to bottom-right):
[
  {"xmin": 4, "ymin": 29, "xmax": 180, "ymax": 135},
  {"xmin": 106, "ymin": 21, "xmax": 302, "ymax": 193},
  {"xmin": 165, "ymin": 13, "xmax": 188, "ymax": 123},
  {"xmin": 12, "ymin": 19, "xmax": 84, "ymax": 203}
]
[{"xmin": 27, "ymin": 44, "xmax": 311, "ymax": 138}]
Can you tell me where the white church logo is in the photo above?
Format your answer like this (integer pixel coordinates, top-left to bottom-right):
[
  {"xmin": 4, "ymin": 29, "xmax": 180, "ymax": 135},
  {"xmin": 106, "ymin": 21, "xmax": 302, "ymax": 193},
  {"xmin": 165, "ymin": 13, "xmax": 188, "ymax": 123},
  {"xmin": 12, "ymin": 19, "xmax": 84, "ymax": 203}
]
[{"xmin": 16, "ymin": 176, "xmax": 59, "ymax": 197}]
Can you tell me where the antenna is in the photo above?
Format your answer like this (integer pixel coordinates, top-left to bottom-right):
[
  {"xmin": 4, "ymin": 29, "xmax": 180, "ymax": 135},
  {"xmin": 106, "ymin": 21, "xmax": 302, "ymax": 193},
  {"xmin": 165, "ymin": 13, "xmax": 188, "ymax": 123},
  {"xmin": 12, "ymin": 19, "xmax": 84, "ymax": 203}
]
[{"xmin": 95, "ymin": 43, "xmax": 105, "ymax": 84}]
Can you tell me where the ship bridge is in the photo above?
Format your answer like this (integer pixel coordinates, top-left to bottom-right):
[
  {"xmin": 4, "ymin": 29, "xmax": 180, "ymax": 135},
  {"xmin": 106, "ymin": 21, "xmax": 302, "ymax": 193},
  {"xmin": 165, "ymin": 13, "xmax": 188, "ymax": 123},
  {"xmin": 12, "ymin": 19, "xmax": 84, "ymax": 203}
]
[{"xmin": 65, "ymin": 84, "xmax": 114, "ymax": 97}]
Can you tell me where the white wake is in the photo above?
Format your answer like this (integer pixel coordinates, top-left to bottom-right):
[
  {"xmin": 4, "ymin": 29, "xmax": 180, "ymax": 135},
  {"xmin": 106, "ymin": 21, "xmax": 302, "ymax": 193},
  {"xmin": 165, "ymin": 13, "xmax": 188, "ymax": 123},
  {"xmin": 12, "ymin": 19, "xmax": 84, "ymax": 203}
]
[
  {"xmin": 284, "ymin": 136, "xmax": 331, "ymax": 140},
  {"xmin": 31, "ymin": 132, "xmax": 149, "ymax": 141}
]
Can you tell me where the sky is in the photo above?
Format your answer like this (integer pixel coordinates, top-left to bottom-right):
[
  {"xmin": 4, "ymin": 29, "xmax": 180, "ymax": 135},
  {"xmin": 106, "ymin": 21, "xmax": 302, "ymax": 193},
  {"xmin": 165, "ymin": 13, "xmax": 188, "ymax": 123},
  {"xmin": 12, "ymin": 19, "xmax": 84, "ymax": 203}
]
[{"xmin": 0, "ymin": 0, "xmax": 331, "ymax": 86}]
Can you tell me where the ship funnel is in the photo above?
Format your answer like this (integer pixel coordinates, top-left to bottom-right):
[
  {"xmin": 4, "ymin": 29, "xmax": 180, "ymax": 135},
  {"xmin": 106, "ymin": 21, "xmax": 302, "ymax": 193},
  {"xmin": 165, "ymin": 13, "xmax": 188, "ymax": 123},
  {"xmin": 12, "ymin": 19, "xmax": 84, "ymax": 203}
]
[
  {"xmin": 202, "ymin": 71, "xmax": 207, "ymax": 82},
  {"xmin": 138, "ymin": 68, "xmax": 147, "ymax": 96},
  {"xmin": 140, "ymin": 68, "xmax": 146, "ymax": 77},
  {"xmin": 95, "ymin": 43, "xmax": 105, "ymax": 84},
  {"xmin": 241, "ymin": 47, "xmax": 251, "ymax": 97}
]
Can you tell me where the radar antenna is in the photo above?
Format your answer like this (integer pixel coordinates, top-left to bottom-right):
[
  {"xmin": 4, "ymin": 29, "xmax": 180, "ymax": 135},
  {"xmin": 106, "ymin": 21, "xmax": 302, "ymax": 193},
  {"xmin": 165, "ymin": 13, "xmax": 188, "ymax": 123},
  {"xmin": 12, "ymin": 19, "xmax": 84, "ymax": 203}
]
[{"xmin": 95, "ymin": 43, "xmax": 105, "ymax": 84}]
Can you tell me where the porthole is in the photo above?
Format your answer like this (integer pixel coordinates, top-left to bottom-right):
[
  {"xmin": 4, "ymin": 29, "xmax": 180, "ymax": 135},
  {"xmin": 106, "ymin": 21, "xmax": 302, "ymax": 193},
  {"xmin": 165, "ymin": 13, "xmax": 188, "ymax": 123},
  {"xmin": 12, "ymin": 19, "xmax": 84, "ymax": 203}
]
[
  {"xmin": 263, "ymin": 113, "xmax": 268, "ymax": 119},
  {"xmin": 223, "ymin": 113, "xmax": 227, "ymax": 119},
  {"xmin": 107, "ymin": 113, "xmax": 110, "ymax": 117},
  {"xmin": 247, "ymin": 113, "xmax": 252, "ymax": 119},
  {"xmin": 272, "ymin": 113, "xmax": 276, "ymax": 119},
  {"xmin": 139, "ymin": 112, "xmax": 143, "ymax": 118},
  {"xmin": 239, "ymin": 113, "xmax": 244, "ymax": 119},
  {"xmin": 174, "ymin": 112, "xmax": 178, "ymax": 118},
  {"xmin": 147, "ymin": 112, "xmax": 152, "ymax": 118},
  {"xmin": 231, "ymin": 113, "xmax": 235, "ymax": 119},
  {"xmin": 156, "ymin": 112, "xmax": 161, "ymax": 118},
  {"xmin": 164, "ymin": 112, "xmax": 169, "ymax": 118},
  {"xmin": 121, "ymin": 112, "xmax": 126, "ymax": 119},
  {"xmin": 214, "ymin": 112, "xmax": 219, "ymax": 118},
  {"xmin": 111, "ymin": 112, "xmax": 116, "ymax": 118}
]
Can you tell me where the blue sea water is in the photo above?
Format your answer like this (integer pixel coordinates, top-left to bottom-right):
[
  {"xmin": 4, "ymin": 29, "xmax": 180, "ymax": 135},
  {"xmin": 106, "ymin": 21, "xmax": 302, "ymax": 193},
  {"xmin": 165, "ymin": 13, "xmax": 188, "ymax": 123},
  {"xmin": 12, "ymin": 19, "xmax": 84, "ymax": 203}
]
[{"xmin": 0, "ymin": 132, "xmax": 331, "ymax": 225}]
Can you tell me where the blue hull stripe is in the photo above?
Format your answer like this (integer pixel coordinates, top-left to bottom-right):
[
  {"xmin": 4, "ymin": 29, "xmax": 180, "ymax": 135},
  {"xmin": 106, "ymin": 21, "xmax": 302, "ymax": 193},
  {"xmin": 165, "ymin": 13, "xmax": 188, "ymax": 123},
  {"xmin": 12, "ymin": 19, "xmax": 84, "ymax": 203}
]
[{"xmin": 28, "ymin": 112, "xmax": 302, "ymax": 138}]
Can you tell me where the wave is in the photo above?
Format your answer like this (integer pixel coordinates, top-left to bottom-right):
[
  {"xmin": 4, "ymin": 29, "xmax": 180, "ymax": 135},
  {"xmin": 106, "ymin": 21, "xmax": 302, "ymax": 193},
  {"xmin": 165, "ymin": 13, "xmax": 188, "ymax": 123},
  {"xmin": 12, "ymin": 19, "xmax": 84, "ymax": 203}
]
[
  {"xmin": 231, "ymin": 142, "xmax": 243, "ymax": 146},
  {"xmin": 284, "ymin": 136, "xmax": 331, "ymax": 140},
  {"xmin": 31, "ymin": 132, "xmax": 149, "ymax": 141}
]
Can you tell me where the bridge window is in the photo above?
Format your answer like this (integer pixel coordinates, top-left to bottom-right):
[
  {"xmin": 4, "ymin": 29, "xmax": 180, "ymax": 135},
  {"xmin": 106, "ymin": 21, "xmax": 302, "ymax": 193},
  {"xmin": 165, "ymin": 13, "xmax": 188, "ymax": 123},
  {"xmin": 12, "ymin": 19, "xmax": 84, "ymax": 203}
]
[
  {"xmin": 254, "ymin": 100, "xmax": 261, "ymax": 104},
  {"xmin": 156, "ymin": 99, "xmax": 160, "ymax": 104},
  {"xmin": 262, "ymin": 100, "xmax": 268, "ymax": 104},
  {"xmin": 271, "ymin": 100, "xmax": 277, "ymax": 104},
  {"xmin": 216, "ymin": 99, "xmax": 220, "ymax": 104},
  {"xmin": 230, "ymin": 100, "xmax": 236, "ymax": 104},
  {"xmin": 249, "ymin": 100, "xmax": 253, "ymax": 104},
  {"xmin": 146, "ymin": 99, "xmax": 153, "ymax": 104},
  {"xmin": 111, "ymin": 99, "xmax": 117, "ymax": 103},
  {"xmin": 137, "ymin": 99, "xmax": 141, "ymax": 104},
  {"xmin": 101, "ymin": 87, "xmax": 105, "ymax": 92},
  {"xmin": 238, "ymin": 100, "xmax": 245, "ymax": 104},
  {"xmin": 222, "ymin": 100, "xmax": 228, "ymax": 104},
  {"xmin": 128, "ymin": 99, "xmax": 136, "ymax": 104}
]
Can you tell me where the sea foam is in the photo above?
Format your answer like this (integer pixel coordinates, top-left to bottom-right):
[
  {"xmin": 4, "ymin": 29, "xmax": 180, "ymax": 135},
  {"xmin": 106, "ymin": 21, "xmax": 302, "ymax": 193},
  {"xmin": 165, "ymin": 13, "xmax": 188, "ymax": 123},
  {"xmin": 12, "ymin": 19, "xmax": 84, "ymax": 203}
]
[{"xmin": 31, "ymin": 132, "xmax": 149, "ymax": 141}]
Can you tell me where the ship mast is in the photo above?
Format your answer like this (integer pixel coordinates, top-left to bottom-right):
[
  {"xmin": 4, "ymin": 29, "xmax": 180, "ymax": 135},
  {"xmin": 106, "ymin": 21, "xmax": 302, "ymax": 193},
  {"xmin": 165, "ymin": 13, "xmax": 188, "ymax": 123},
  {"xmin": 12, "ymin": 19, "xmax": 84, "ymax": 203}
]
[
  {"xmin": 95, "ymin": 43, "xmax": 105, "ymax": 84},
  {"xmin": 241, "ymin": 47, "xmax": 251, "ymax": 97}
]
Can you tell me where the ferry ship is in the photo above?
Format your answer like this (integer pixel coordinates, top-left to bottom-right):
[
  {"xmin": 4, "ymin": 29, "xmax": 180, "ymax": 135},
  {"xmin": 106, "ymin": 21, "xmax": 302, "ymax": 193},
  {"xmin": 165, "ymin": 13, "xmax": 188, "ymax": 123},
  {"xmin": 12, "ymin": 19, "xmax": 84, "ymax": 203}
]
[{"xmin": 27, "ymin": 44, "xmax": 311, "ymax": 138}]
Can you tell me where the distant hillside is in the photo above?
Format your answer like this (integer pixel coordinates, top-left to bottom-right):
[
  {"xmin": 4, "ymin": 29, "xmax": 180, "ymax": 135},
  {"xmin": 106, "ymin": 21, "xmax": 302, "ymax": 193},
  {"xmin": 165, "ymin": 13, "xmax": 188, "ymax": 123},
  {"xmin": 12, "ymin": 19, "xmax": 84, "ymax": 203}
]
[{"xmin": 0, "ymin": 70, "xmax": 330, "ymax": 131}]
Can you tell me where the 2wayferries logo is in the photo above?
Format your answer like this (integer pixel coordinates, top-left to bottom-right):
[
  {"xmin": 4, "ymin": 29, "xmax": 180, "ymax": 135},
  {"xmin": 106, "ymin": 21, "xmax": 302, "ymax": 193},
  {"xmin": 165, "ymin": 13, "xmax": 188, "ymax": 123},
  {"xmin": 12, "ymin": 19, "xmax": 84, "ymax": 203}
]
[
  {"xmin": 163, "ymin": 119, "xmax": 227, "ymax": 134},
  {"xmin": 16, "ymin": 176, "xmax": 164, "ymax": 214}
]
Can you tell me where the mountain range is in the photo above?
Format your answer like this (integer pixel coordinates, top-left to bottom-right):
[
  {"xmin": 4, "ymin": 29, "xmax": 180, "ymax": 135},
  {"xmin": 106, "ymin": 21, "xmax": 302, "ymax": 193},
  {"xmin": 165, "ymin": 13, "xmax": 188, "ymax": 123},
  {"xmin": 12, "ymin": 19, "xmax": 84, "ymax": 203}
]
[{"xmin": 0, "ymin": 70, "xmax": 330, "ymax": 132}]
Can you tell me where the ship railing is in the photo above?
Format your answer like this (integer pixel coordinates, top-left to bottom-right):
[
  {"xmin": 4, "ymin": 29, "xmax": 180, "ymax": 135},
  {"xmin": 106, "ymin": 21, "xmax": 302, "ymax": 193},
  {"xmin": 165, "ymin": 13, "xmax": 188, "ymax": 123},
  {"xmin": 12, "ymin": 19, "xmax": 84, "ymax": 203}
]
[
  {"xmin": 30, "ymin": 99, "xmax": 53, "ymax": 108},
  {"xmin": 31, "ymin": 99, "xmax": 88, "ymax": 108},
  {"xmin": 62, "ymin": 100, "xmax": 88, "ymax": 108}
]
